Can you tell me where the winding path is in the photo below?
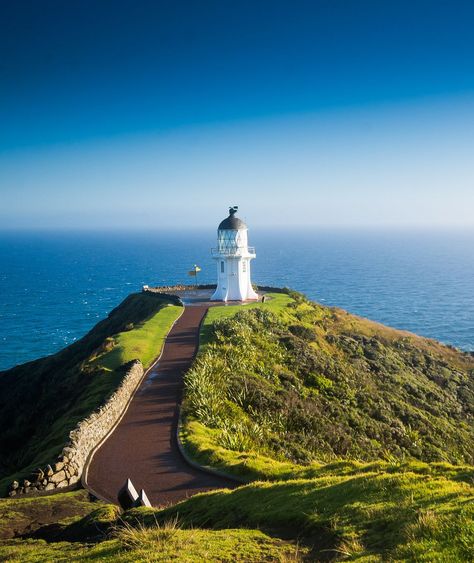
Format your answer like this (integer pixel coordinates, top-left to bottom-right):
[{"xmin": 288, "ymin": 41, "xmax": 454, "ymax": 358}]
[{"xmin": 85, "ymin": 306, "xmax": 236, "ymax": 507}]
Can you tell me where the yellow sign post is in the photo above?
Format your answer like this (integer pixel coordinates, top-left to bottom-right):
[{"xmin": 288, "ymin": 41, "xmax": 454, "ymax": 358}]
[{"xmin": 188, "ymin": 265, "xmax": 201, "ymax": 286}]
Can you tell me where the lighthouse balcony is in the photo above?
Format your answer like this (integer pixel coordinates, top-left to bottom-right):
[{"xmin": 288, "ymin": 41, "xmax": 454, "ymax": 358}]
[{"xmin": 211, "ymin": 246, "xmax": 255, "ymax": 257}]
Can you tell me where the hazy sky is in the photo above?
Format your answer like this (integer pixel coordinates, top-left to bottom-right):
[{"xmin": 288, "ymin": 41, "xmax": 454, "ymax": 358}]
[{"xmin": 1, "ymin": 0, "xmax": 473, "ymax": 229}]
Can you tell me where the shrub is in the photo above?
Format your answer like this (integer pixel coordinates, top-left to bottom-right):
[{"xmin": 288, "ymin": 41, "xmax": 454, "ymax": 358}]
[{"xmin": 183, "ymin": 292, "xmax": 474, "ymax": 466}]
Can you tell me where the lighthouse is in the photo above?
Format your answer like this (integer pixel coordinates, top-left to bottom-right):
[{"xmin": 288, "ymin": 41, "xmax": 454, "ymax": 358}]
[{"xmin": 211, "ymin": 207, "xmax": 259, "ymax": 302}]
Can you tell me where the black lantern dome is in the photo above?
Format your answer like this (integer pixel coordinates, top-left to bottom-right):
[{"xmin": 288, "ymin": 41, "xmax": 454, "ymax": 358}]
[{"xmin": 218, "ymin": 206, "xmax": 247, "ymax": 230}]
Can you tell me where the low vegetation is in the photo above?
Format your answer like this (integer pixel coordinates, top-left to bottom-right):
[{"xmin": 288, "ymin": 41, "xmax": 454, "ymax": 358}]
[
  {"xmin": 0, "ymin": 292, "xmax": 181, "ymax": 495},
  {"xmin": 90, "ymin": 300, "xmax": 181, "ymax": 371},
  {"xmin": 1, "ymin": 288, "xmax": 473, "ymax": 560},
  {"xmin": 180, "ymin": 419, "xmax": 474, "ymax": 484},
  {"xmin": 143, "ymin": 466, "xmax": 474, "ymax": 561},
  {"xmin": 0, "ymin": 490, "xmax": 303, "ymax": 562},
  {"xmin": 199, "ymin": 290, "xmax": 294, "ymax": 346},
  {"xmin": 0, "ymin": 490, "xmax": 99, "ymax": 540},
  {"xmin": 184, "ymin": 290, "xmax": 474, "ymax": 467},
  {"xmin": 175, "ymin": 288, "xmax": 474, "ymax": 560},
  {"xmin": 2, "ymin": 467, "xmax": 472, "ymax": 561}
]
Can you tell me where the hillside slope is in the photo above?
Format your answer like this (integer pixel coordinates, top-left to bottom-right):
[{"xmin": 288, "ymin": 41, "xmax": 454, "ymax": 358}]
[
  {"xmin": 0, "ymin": 289, "xmax": 473, "ymax": 561},
  {"xmin": 0, "ymin": 490, "xmax": 303, "ymax": 562},
  {"xmin": 0, "ymin": 292, "xmax": 181, "ymax": 493},
  {"xmin": 170, "ymin": 289, "xmax": 474, "ymax": 559},
  {"xmin": 183, "ymin": 290, "xmax": 474, "ymax": 469}
]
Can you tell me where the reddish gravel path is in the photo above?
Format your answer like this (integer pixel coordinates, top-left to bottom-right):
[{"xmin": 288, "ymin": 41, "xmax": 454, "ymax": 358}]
[{"xmin": 85, "ymin": 306, "xmax": 237, "ymax": 507}]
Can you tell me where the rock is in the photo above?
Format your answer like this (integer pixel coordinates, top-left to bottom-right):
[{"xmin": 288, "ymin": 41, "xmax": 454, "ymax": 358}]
[
  {"xmin": 50, "ymin": 470, "xmax": 66, "ymax": 484},
  {"xmin": 32, "ymin": 468, "xmax": 44, "ymax": 481},
  {"xmin": 0, "ymin": 358, "xmax": 147, "ymax": 501},
  {"xmin": 62, "ymin": 446, "xmax": 75, "ymax": 459}
]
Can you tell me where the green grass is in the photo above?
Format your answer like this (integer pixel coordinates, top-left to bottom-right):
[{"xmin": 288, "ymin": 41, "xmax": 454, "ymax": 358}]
[
  {"xmin": 2, "ymin": 287, "xmax": 474, "ymax": 561},
  {"xmin": 200, "ymin": 292, "xmax": 294, "ymax": 346},
  {"xmin": 130, "ymin": 469, "xmax": 474, "ymax": 561},
  {"xmin": 184, "ymin": 291, "xmax": 474, "ymax": 467},
  {"xmin": 0, "ymin": 529, "xmax": 303, "ymax": 562},
  {"xmin": 180, "ymin": 420, "xmax": 474, "ymax": 485},
  {"xmin": 113, "ymin": 519, "xmax": 304, "ymax": 562},
  {"xmin": 92, "ymin": 304, "xmax": 182, "ymax": 371},
  {"xmin": 2, "ymin": 465, "xmax": 473, "ymax": 561},
  {"xmin": 175, "ymin": 288, "xmax": 474, "ymax": 559},
  {"xmin": 0, "ymin": 505, "xmax": 304, "ymax": 562},
  {"xmin": 0, "ymin": 490, "xmax": 106, "ymax": 540},
  {"xmin": 0, "ymin": 482, "xmax": 303, "ymax": 562},
  {"xmin": 0, "ymin": 293, "xmax": 182, "ymax": 495}
]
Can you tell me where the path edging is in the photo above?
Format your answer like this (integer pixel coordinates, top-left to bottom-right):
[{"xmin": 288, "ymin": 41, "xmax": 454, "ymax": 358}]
[
  {"xmin": 175, "ymin": 308, "xmax": 247, "ymax": 486},
  {"xmin": 175, "ymin": 416, "xmax": 248, "ymax": 485}
]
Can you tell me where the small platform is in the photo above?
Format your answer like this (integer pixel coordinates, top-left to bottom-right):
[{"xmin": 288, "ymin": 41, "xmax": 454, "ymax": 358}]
[
  {"xmin": 144, "ymin": 286, "xmax": 263, "ymax": 307},
  {"xmin": 176, "ymin": 288, "xmax": 262, "ymax": 307}
]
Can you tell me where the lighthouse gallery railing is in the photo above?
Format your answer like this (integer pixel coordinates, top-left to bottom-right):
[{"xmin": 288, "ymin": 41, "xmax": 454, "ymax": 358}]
[{"xmin": 211, "ymin": 246, "xmax": 255, "ymax": 256}]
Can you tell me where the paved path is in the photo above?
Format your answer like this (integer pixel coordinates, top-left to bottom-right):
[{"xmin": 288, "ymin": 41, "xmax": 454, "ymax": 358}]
[{"xmin": 85, "ymin": 306, "xmax": 236, "ymax": 507}]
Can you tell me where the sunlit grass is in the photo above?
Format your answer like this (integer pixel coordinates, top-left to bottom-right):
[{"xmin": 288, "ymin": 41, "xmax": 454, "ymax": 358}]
[
  {"xmin": 200, "ymin": 292, "xmax": 294, "ymax": 346},
  {"xmin": 0, "ymin": 509, "xmax": 305, "ymax": 562},
  {"xmin": 138, "ymin": 470, "xmax": 474, "ymax": 562},
  {"xmin": 176, "ymin": 287, "xmax": 474, "ymax": 560},
  {"xmin": 92, "ymin": 304, "xmax": 182, "ymax": 371},
  {"xmin": 0, "ymin": 293, "xmax": 182, "ymax": 496}
]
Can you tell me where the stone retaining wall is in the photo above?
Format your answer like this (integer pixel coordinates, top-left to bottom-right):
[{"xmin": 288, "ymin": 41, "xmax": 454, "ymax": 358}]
[
  {"xmin": 8, "ymin": 360, "xmax": 144, "ymax": 497},
  {"xmin": 143, "ymin": 284, "xmax": 286, "ymax": 295},
  {"xmin": 143, "ymin": 284, "xmax": 216, "ymax": 295}
]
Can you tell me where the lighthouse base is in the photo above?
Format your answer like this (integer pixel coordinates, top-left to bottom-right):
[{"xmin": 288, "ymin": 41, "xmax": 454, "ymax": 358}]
[
  {"xmin": 211, "ymin": 286, "xmax": 259, "ymax": 302},
  {"xmin": 211, "ymin": 253, "xmax": 258, "ymax": 302}
]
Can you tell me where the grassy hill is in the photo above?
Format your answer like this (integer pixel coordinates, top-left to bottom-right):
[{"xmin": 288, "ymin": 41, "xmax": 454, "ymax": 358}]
[
  {"xmin": 145, "ymin": 462, "xmax": 474, "ymax": 561},
  {"xmin": 0, "ymin": 490, "xmax": 303, "ymax": 562},
  {"xmin": 0, "ymin": 292, "xmax": 182, "ymax": 494},
  {"xmin": 172, "ymin": 289, "xmax": 474, "ymax": 560},
  {"xmin": 1, "ymin": 462, "xmax": 472, "ymax": 561},
  {"xmin": 0, "ymin": 288, "xmax": 473, "ymax": 561},
  {"xmin": 183, "ymin": 290, "xmax": 474, "ymax": 469}
]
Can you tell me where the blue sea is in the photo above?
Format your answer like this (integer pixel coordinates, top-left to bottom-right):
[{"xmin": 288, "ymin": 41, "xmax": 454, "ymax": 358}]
[{"xmin": 0, "ymin": 229, "xmax": 473, "ymax": 371}]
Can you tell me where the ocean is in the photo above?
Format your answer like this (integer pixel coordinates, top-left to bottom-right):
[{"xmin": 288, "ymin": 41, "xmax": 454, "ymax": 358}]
[{"xmin": 0, "ymin": 229, "xmax": 473, "ymax": 371}]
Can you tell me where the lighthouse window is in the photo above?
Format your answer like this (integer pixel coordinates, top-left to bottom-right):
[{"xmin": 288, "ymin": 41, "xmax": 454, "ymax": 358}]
[
  {"xmin": 242, "ymin": 261, "xmax": 247, "ymax": 272},
  {"xmin": 220, "ymin": 261, "xmax": 225, "ymax": 273}
]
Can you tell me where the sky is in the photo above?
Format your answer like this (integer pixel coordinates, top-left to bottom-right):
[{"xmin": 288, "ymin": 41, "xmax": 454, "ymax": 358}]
[{"xmin": 1, "ymin": 0, "xmax": 473, "ymax": 230}]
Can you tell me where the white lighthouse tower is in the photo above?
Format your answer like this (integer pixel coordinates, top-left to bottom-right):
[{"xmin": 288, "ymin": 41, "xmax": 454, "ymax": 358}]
[{"xmin": 211, "ymin": 206, "xmax": 259, "ymax": 302}]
